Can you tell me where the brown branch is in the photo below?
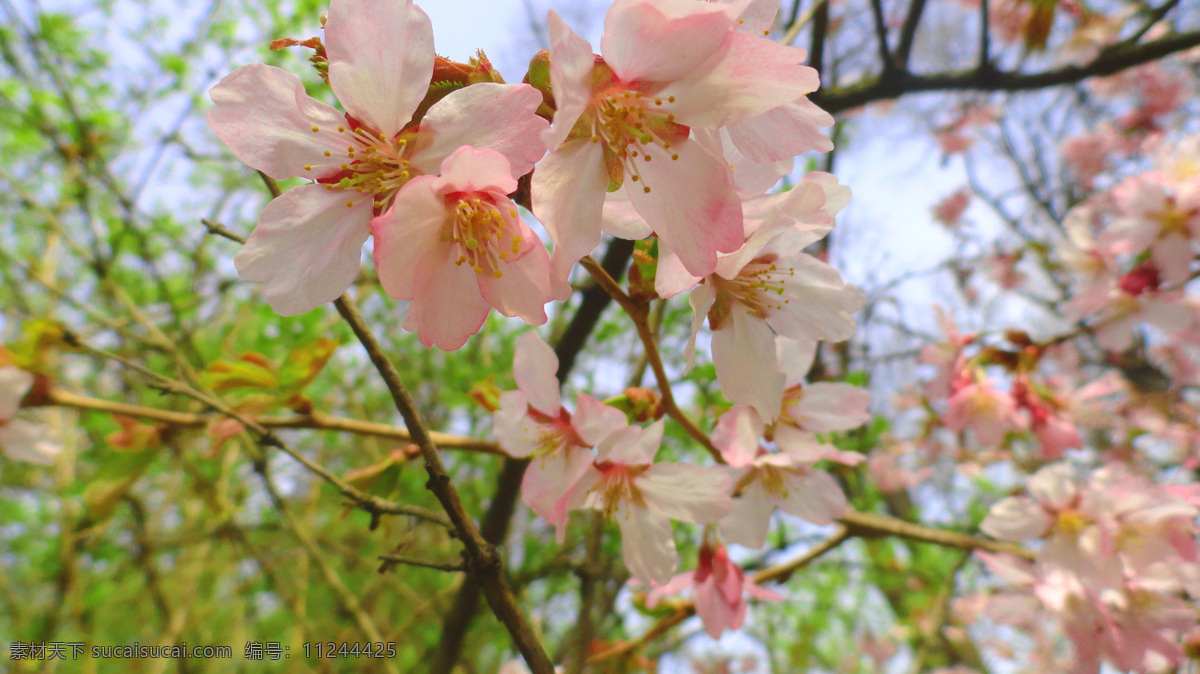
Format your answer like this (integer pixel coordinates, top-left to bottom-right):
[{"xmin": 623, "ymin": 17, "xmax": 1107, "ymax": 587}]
[
  {"xmin": 579, "ymin": 255, "xmax": 724, "ymax": 464},
  {"xmin": 837, "ymin": 511, "xmax": 1035, "ymax": 560},
  {"xmin": 333, "ymin": 294, "xmax": 554, "ymax": 673},
  {"xmin": 815, "ymin": 29, "xmax": 1200, "ymax": 113},
  {"xmin": 39, "ymin": 388, "xmax": 505, "ymax": 454}
]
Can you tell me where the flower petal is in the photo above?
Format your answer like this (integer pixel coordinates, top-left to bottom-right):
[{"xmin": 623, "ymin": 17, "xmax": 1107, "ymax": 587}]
[
  {"xmin": 0, "ymin": 366, "xmax": 34, "ymax": 420},
  {"xmin": 662, "ymin": 32, "xmax": 818, "ymax": 128},
  {"xmin": 617, "ymin": 501, "xmax": 679, "ymax": 585},
  {"xmin": 595, "ymin": 419, "xmax": 663, "ymax": 465},
  {"xmin": 513, "ymin": 331, "xmax": 561, "ymax": 416},
  {"xmin": 777, "ymin": 469, "xmax": 847, "ymax": 525},
  {"xmin": 719, "ymin": 479, "xmax": 774, "ymax": 549},
  {"xmin": 531, "ymin": 138, "xmax": 608, "ymax": 298},
  {"xmin": 712, "ymin": 307, "xmax": 786, "ymax": 422},
  {"xmin": 372, "ymin": 176, "xmax": 445, "ymax": 301},
  {"xmin": 788, "ymin": 382, "xmax": 871, "ymax": 432},
  {"xmin": 980, "ymin": 496, "xmax": 1053, "ymax": 541},
  {"xmin": 325, "ymin": 0, "xmax": 434, "ymax": 136},
  {"xmin": 410, "ymin": 84, "xmax": 549, "ymax": 177},
  {"xmin": 0, "ymin": 419, "xmax": 60, "ymax": 465},
  {"xmin": 572, "ymin": 393, "xmax": 628, "ymax": 446},
  {"xmin": 601, "ymin": 0, "xmax": 733, "ymax": 83},
  {"xmin": 544, "ymin": 11, "xmax": 596, "ymax": 151},
  {"xmin": 726, "ymin": 96, "xmax": 834, "ymax": 163},
  {"xmin": 207, "ymin": 63, "xmax": 351, "ymax": 180},
  {"xmin": 625, "ymin": 135, "xmax": 742, "ymax": 278},
  {"xmin": 637, "ymin": 462, "xmax": 733, "ymax": 524},
  {"xmin": 522, "ymin": 445, "xmax": 596, "ymax": 540},
  {"xmin": 234, "ymin": 184, "xmax": 372, "ymax": 315},
  {"xmin": 493, "ymin": 390, "xmax": 542, "ymax": 457},
  {"xmin": 711, "ymin": 405, "xmax": 765, "ymax": 467},
  {"xmin": 403, "ymin": 244, "xmax": 491, "ymax": 350}
]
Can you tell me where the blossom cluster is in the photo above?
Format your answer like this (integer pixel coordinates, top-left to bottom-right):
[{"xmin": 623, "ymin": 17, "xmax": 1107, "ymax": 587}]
[
  {"xmin": 978, "ymin": 463, "xmax": 1199, "ymax": 672},
  {"xmin": 207, "ymin": 0, "xmax": 870, "ymax": 639}
]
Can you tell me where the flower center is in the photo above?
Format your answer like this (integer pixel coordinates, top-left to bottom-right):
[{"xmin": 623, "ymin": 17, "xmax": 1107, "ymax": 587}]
[
  {"xmin": 708, "ymin": 257, "xmax": 795, "ymax": 327},
  {"xmin": 573, "ymin": 64, "xmax": 689, "ymax": 194},
  {"xmin": 446, "ymin": 197, "xmax": 522, "ymax": 278},
  {"xmin": 592, "ymin": 462, "xmax": 648, "ymax": 514},
  {"xmin": 304, "ymin": 123, "xmax": 417, "ymax": 212}
]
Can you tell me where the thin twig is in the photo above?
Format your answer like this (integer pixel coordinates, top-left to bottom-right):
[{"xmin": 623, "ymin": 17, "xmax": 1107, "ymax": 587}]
[{"xmin": 579, "ymin": 255, "xmax": 724, "ymax": 463}]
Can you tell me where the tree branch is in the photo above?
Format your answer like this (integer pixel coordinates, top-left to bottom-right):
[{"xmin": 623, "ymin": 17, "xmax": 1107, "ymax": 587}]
[
  {"xmin": 429, "ymin": 238, "xmax": 637, "ymax": 674},
  {"xmin": 815, "ymin": 30, "xmax": 1200, "ymax": 113},
  {"xmin": 333, "ymin": 294, "xmax": 554, "ymax": 672}
]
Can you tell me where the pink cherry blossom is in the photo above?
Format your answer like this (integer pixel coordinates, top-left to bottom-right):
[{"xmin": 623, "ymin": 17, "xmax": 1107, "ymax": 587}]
[
  {"xmin": 0, "ymin": 366, "xmax": 59, "ymax": 465},
  {"xmin": 533, "ymin": 1, "xmax": 828, "ymax": 286},
  {"xmin": 942, "ymin": 370, "xmax": 1024, "ymax": 447},
  {"xmin": 207, "ymin": 0, "xmax": 548, "ymax": 315},
  {"xmin": 713, "ymin": 404, "xmax": 859, "ymax": 549},
  {"xmin": 562, "ymin": 420, "xmax": 732, "ymax": 585},
  {"xmin": 654, "ymin": 175, "xmax": 862, "ymax": 421},
  {"xmin": 645, "ymin": 538, "xmax": 782, "ymax": 638},
  {"xmin": 492, "ymin": 332, "xmax": 627, "ymax": 540},
  {"xmin": 371, "ymin": 146, "xmax": 554, "ymax": 350}
]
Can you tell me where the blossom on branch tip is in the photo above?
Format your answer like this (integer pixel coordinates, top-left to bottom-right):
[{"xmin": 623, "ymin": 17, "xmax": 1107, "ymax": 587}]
[
  {"xmin": 645, "ymin": 537, "xmax": 782, "ymax": 638},
  {"xmin": 207, "ymin": 0, "xmax": 547, "ymax": 315}
]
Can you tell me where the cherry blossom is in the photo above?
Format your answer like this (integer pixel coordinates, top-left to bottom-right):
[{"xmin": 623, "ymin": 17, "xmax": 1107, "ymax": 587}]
[
  {"xmin": 561, "ymin": 420, "xmax": 732, "ymax": 585},
  {"xmin": 371, "ymin": 146, "xmax": 553, "ymax": 350},
  {"xmin": 492, "ymin": 332, "xmax": 626, "ymax": 540},
  {"xmin": 533, "ymin": 0, "xmax": 829, "ymax": 286},
  {"xmin": 207, "ymin": 0, "xmax": 548, "ymax": 315},
  {"xmin": 713, "ymin": 402, "xmax": 862, "ymax": 549},
  {"xmin": 645, "ymin": 537, "xmax": 782, "ymax": 638},
  {"xmin": 655, "ymin": 173, "xmax": 862, "ymax": 420}
]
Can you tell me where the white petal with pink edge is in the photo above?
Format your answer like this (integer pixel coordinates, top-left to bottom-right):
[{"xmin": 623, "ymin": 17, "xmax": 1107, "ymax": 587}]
[
  {"xmin": 595, "ymin": 420, "xmax": 663, "ymax": 465},
  {"xmin": 661, "ymin": 32, "xmax": 816, "ymax": 128},
  {"xmin": 601, "ymin": 0, "xmax": 732, "ymax": 83},
  {"xmin": 325, "ymin": 0, "xmax": 433, "ymax": 137},
  {"xmin": 513, "ymin": 332, "xmax": 561, "ymax": 416},
  {"xmin": 788, "ymin": 382, "xmax": 871, "ymax": 432},
  {"xmin": 625, "ymin": 135, "xmax": 742, "ymax": 278},
  {"xmin": 544, "ymin": 11, "xmax": 596, "ymax": 151},
  {"xmin": 712, "ymin": 307, "xmax": 786, "ymax": 422},
  {"xmin": 719, "ymin": 479, "xmax": 774, "ymax": 549},
  {"xmin": 532, "ymin": 139, "xmax": 609, "ymax": 298},
  {"xmin": 234, "ymin": 184, "xmax": 372, "ymax": 316},
  {"xmin": 572, "ymin": 394, "xmax": 628, "ymax": 446},
  {"xmin": 617, "ymin": 501, "xmax": 679, "ymax": 585},
  {"xmin": 711, "ymin": 405, "xmax": 766, "ymax": 468},
  {"xmin": 637, "ymin": 462, "xmax": 733, "ymax": 524},
  {"xmin": 726, "ymin": 97, "xmax": 835, "ymax": 163},
  {"xmin": 207, "ymin": 63, "xmax": 351, "ymax": 180},
  {"xmin": 522, "ymin": 445, "xmax": 595, "ymax": 541},
  {"xmin": 981, "ymin": 497, "xmax": 1053, "ymax": 541},
  {"xmin": 777, "ymin": 469, "xmax": 847, "ymax": 525}
]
